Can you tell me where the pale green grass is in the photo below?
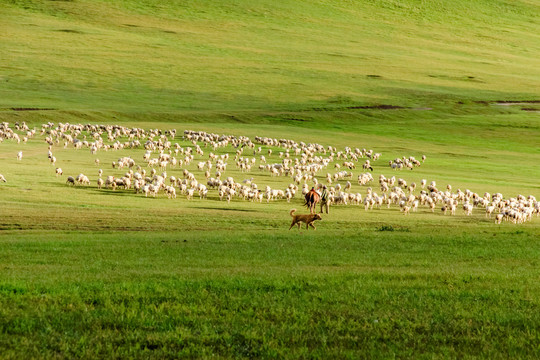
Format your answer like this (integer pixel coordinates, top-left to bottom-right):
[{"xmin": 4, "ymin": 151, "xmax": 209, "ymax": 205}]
[{"xmin": 2, "ymin": 0, "xmax": 539, "ymax": 111}]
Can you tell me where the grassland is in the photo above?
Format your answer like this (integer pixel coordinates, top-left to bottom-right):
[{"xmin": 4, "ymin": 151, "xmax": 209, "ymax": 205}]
[
  {"xmin": 1, "ymin": 0, "xmax": 540, "ymax": 358},
  {"xmin": 1, "ymin": 120, "xmax": 539, "ymax": 358},
  {"xmin": 2, "ymin": 0, "xmax": 540, "ymax": 112}
]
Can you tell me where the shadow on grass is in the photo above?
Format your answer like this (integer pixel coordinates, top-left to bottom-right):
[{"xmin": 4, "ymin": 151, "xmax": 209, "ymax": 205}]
[
  {"xmin": 52, "ymin": 183, "xmax": 143, "ymax": 197},
  {"xmin": 196, "ymin": 207, "xmax": 255, "ymax": 212},
  {"xmin": 51, "ymin": 184, "xmax": 265, "ymax": 206}
]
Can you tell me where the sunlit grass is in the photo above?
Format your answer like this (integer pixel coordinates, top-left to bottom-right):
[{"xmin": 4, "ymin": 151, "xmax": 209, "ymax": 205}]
[
  {"xmin": 1, "ymin": 0, "xmax": 539, "ymax": 111},
  {"xmin": 1, "ymin": 0, "xmax": 540, "ymax": 357}
]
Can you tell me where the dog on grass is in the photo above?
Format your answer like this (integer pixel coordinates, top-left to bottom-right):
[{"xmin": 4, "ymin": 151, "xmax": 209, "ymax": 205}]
[{"xmin": 289, "ymin": 209, "xmax": 322, "ymax": 230}]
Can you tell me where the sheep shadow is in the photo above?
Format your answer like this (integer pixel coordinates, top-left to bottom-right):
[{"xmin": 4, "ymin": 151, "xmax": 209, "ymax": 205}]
[
  {"xmin": 196, "ymin": 207, "xmax": 254, "ymax": 212},
  {"xmin": 52, "ymin": 182, "xmax": 139, "ymax": 197}
]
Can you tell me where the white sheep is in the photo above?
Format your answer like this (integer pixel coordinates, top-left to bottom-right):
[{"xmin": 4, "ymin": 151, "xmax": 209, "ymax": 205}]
[
  {"xmin": 463, "ymin": 203, "xmax": 473, "ymax": 216},
  {"xmin": 0, "ymin": 174, "xmax": 6, "ymax": 183},
  {"xmin": 166, "ymin": 186, "xmax": 176, "ymax": 199},
  {"xmin": 148, "ymin": 184, "xmax": 159, "ymax": 197},
  {"xmin": 105, "ymin": 176, "xmax": 115, "ymax": 189},
  {"xmin": 142, "ymin": 184, "xmax": 150, "ymax": 197},
  {"xmin": 76, "ymin": 174, "xmax": 90, "ymax": 185}
]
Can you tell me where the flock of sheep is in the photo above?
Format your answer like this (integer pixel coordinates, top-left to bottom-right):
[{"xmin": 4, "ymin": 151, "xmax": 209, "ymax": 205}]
[{"xmin": 1, "ymin": 121, "xmax": 539, "ymax": 226}]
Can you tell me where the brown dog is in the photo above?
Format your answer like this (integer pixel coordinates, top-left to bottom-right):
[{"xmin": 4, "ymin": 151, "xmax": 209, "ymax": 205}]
[{"xmin": 289, "ymin": 209, "xmax": 322, "ymax": 230}]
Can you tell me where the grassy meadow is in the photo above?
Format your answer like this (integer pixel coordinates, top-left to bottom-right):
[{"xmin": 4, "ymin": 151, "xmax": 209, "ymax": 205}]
[{"xmin": 1, "ymin": 0, "xmax": 540, "ymax": 358}]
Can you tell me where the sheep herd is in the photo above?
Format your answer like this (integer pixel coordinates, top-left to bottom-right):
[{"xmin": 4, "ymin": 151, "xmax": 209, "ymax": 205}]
[{"xmin": 1, "ymin": 121, "xmax": 539, "ymax": 226}]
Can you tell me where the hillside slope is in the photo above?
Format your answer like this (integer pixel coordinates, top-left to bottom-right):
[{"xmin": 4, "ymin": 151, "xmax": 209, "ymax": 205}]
[{"xmin": 1, "ymin": 0, "xmax": 539, "ymax": 112}]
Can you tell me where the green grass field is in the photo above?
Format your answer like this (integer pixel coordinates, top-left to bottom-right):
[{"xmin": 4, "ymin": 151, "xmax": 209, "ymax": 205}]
[{"xmin": 1, "ymin": 0, "xmax": 540, "ymax": 358}]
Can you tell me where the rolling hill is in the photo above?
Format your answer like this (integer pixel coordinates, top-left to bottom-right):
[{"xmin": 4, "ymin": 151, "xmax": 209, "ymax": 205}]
[{"xmin": 1, "ymin": 0, "xmax": 539, "ymax": 112}]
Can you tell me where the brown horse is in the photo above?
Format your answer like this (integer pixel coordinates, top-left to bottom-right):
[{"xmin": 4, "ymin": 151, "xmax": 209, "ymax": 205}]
[{"xmin": 304, "ymin": 188, "xmax": 321, "ymax": 214}]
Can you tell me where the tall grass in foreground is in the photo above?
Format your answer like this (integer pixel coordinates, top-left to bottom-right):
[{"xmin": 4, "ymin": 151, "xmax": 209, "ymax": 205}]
[{"xmin": 1, "ymin": 229, "xmax": 540, "ymax": 358}]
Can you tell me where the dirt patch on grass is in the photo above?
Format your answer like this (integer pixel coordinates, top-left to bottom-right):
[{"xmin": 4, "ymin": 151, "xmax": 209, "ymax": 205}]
[
  {"xmin": 9, "ymin": 107, "xmax": 57, "ymax": 111},
  {"xmin": 311, "ymin": 104, "xmax": 408, "ymax": 111},
  {"xmin": 56, "ymin": 29, "xmax": 84, "ymax": 34},
  {"xmin": 346, "ymin": 105, "xmax": 405, "ymax": 110},
  {"xmin": 487, "ymin": 100, "xmax": 540, "ymax": 112},
  {"xmin": 491, "ymin": 100, "xmax": 540, "ymax": 106}
]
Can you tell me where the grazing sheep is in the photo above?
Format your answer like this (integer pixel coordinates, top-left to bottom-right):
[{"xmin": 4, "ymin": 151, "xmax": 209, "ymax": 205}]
[
  {"xmin": 412, "ymin": 200, "xmax": 419, "ymax": 212},
  {"xmin": 0, "ymin": 122, "xmax": 534, "ymax": 227},
  {"xmin": 105, "ymin": 176, "xmax": 116, "ymax": 189},
  {"xmin": 463, "ymin": 203, "xmax": 473, "ymax": 216},
  {"xmin": 0, "ymin": 174, "xmax": 6, "ymax": 182},
  {"xmin": 148, "ymin": 184, "xmax": 159, "ymax": 197},
  {"xmin": 142, "ymin": 184, "xmax": 150, "ymax": 197},
  {"xmin": 76, "ymin": 174, "xmax": 90, "ymax": 185},
  {"xmin": 362, "ymin": 160, "xmax": 373, "ymax": 171},
  {"xmin": 427, "ymin": 198, "xmax": 436, "ymax": 212},
  {"xmin": 165, "ymin": 186, "xmax": 176, "ymax": 199}
]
